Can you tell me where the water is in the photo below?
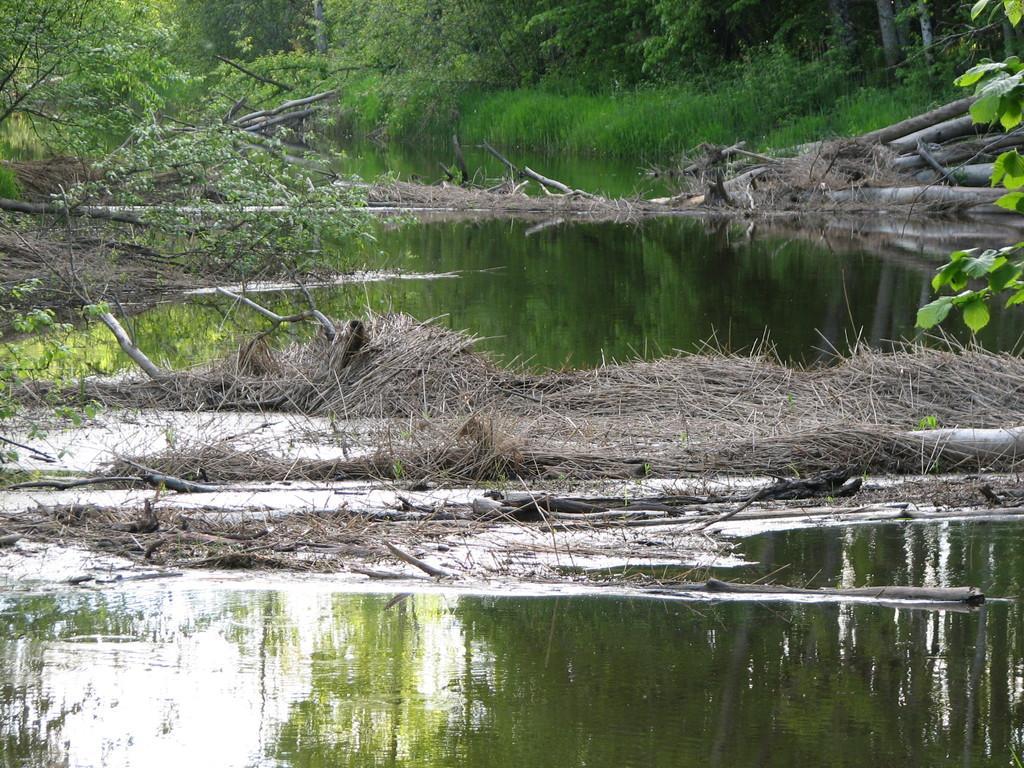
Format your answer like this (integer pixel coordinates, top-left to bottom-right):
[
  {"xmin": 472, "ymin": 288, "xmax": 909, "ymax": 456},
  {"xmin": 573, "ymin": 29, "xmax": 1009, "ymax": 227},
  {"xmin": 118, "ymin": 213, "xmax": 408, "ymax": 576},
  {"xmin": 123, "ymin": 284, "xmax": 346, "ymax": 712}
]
[
  {"xmin": 30, "ymin": 217, "xmax": 1024, "ymax": 376},
  {"xmin": 1, "ymin": 522, "xmax": 1021, "ymax": 767},
  {"xmin": 327, "ymin": 136, "xmax": 670, "ymax": 199}
]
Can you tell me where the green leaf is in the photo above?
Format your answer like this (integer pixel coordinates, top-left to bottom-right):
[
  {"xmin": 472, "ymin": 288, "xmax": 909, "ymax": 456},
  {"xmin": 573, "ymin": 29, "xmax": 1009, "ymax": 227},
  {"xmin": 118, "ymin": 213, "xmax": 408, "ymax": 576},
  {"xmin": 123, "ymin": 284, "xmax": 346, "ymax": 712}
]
[
  {"xmin": 988, "ymin": 260, "xmax": 1023, "ymax": 290},
  {"xmin": 971, "ymin": 94, "xmax": 1002, "ymax": 124},
  {"xmin": 1001, "ymin": 97, "xmax": 1024, "ymax": 129},
  {"xmin": 956, "ymin": 60, "xmax": 1007, "ymax": 87},
  {"xmin": 916, "ymin": 296, "xmax": 955, "ymax": 328},
  {"xmin": 962, "ymin": 250, "xmax": 1003, "ymax": 277},
  {"xmin": 996, "ymin": 191, "xmax": 1024, "ymax": 211},
  {"xmin": 972, "ymin": 0, "xmax": 993, "ymax": 20},
  {"xmin": 1007, "ymin": 288, "xmax": 1024, "ymax": 306},
  {"xmin": 1007, "ymin": 0, "xmax": 1024, "ymax": 25},
  {"xmin": 992, "ymin": 150, "xmax": 1024, "ymax": 188},
  {"xmin": 962, "ymin": 297, "xmax": 991, "ymax": 332}
]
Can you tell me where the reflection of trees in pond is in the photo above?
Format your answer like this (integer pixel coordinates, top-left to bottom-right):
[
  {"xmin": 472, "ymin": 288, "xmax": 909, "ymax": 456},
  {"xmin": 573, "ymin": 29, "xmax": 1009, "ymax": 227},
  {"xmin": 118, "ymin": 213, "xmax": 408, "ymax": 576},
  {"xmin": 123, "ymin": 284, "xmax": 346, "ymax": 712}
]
[
  {"xmin": 1, "ymin": 540, "xmax": 1021, "ymax": 767},
  {"xmin": 268, "ymin": 593, "xmax": 479, "ymax": 766},
  {"xmin": 33, "ymin": 217, "xmax": 1024, "ymax": 376}
]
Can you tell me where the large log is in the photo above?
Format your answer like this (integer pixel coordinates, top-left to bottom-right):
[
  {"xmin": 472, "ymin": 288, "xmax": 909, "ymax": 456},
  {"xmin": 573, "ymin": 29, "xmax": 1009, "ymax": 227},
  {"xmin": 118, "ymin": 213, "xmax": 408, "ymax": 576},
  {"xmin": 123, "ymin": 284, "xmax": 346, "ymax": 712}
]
[
  {"xmin": 0, "ymin": 197, "xmax": 143, "ymax": 225},
  {"xmin": 243, "ymin": 108, "xmax": 317, "ymax": 134},
  {"xmin": 824, "ymin": 185, "xmax": 1004, "ymax": 209},
  {"xmin": 913, "ymin": 163, "xmax": 994, "ymax": 187},
  {"xmin": 900, "ymin": 427, "xmax": 1024, "ymax": 463},
  {"xmin": 888, "ymin": 115, "xmax": 989, "ymax": 154},
  {"xmin": 859, "ymin": 96, "xmax": 977, "ymax": 145}
]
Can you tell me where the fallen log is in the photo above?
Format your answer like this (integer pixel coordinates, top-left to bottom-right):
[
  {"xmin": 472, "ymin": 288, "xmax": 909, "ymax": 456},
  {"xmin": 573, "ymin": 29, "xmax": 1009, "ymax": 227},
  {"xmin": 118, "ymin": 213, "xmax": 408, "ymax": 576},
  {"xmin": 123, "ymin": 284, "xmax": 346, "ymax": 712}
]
[
  {"xmin": 522, "ymin": 166, "xmax": 593, "ymax": 197},
  {"xmin": 859, "ymin": 96, "xmax": 978, "ymax": 145},
  {"xmin": 650, "ymin": 578, "xmax": 985, "ymax": 605},
  {"xmin": 914, "ymin": 163, "xmax": 995, "ymax": 187},
  {"xmin": 243, "ymin": 108, "xmax": 317, "ymax": 134},
  {"xmin": 233, "ymin": 90, "xmax": 337, "ymax": 127},
  {"xmin": 97, "ymin": 312, "xmax": 164, "ymax": 380},
  {"xmin": 0, "ymin": 197, "xmax": 144, "ymax": 225},
  {"xmin": 888, "ymin": 115, "xmax": 989, "ymax": 154},
  {"xmin": 900, "ymin": 427, "xmax": 1024, "ymax": 464},
  {"xmin": 823, "ymin": 185, "xmax": 1004, "ymax": 209},
  {"xmin": 384, "ymin": 541, "xmax": 453, "ymax": 578}
]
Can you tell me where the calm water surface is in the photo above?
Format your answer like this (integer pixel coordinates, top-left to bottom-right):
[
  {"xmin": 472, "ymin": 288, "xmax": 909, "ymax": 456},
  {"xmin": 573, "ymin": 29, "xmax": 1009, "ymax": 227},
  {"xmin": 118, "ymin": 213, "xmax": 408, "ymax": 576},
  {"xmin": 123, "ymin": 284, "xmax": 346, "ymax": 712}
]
[
  {"xmin": 1, "ymin": 522, "xmax": 1022, "ymax": 767},
  {"xmin": 37, "ymin": 217, "xmax": 1024, "ymax": 375}
]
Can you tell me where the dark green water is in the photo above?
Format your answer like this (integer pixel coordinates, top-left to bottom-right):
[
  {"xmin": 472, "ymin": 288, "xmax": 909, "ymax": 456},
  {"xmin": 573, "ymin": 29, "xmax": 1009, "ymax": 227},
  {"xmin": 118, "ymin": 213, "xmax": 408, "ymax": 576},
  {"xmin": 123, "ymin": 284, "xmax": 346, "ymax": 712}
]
[
  {"xmin": 29, "ymin": 217, "xmax": 1024, "ymax": 376},
  {"xmin": 1, "ymin": 522, "xmax": 1022, "ymax": 768}
]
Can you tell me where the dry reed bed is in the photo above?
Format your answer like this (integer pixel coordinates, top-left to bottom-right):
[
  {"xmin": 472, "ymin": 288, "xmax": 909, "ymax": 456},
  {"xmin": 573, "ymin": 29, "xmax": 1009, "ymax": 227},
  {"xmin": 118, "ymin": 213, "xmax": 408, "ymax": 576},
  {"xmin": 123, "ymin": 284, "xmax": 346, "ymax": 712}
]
[{"xmin": 39, "ymin": 312, "xmax": 1023, "ymax": 481}]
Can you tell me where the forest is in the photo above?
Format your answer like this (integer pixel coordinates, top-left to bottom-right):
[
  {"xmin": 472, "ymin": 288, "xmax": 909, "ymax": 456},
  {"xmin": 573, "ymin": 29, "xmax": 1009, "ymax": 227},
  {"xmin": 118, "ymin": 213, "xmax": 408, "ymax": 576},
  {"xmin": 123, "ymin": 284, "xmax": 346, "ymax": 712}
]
[{"xmin": 2, "ymin": 0, "xmax": 1021, "ymax": 160}]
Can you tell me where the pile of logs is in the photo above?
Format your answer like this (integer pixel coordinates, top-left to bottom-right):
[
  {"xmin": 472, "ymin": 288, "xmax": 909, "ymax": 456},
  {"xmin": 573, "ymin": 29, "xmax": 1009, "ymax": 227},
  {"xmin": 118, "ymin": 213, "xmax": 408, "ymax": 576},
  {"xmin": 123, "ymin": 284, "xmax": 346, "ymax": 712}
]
[
  {"xmin": 664, "ymin": 94, "xmax": 1024, "ymax": 214},
  {"xmin": 861, "ymin": 95, "xmax": 1016, "ymax": 186},
  {"xmin": 225, "ymin": 90, "xmax": 337, "ymax": 137}
]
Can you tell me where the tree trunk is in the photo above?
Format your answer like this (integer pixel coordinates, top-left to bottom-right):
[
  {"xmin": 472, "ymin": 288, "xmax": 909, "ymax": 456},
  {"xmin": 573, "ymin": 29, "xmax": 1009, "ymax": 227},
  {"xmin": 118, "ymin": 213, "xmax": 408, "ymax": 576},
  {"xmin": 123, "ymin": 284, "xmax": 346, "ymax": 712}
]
[
  {"xmin": 313, "ymin": 0, "xmax": 328, "ymax": 54},
  {"xmin": 828, "ymin": 0, "xmax": 856, "ymax": 52},
  {"xmin": 919, "ymin": 1, "xmax": 934, "ymax": 60},
  {"xmin": 893, "ymin": 0, "xmax": 912, "ymax": 48},
  {"xmin": 876, "ymin": 0, "xmax": 903, "ymax": 67}
]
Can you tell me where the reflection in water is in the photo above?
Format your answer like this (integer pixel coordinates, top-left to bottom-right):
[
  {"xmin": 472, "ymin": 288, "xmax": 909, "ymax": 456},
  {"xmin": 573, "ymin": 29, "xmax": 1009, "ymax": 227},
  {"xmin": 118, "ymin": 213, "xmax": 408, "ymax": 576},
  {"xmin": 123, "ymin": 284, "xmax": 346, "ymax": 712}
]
[
  {"xmin": 1, "ymin": 523, "xmax": 1022, "ymax": 767},
  {"xmin": 25, "ymin": 218, "xmax": 1024, "ymax": 376}
]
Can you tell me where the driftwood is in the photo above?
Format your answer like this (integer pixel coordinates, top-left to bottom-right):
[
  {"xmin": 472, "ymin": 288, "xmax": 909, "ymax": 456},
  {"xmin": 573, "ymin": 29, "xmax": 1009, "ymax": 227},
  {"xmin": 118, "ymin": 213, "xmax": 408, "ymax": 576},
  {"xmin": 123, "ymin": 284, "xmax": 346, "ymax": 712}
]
[
  {"xmin": 233, "ymin": 91, "xmax": 337, "ymax": 127},
  {"xmin": 383, "ymin": 541, "xmax": 453, "ymax": 578},
  {"xmin": 887, "ymin": 115, "xmax": 986, "ymax": 154},
  {"xmin": 216, "ymin": 287, "xmax": 336, "ymax": 341},
  {"xmin": 647, "ymin": 578, "xmax": 985, "ymax": 605},
  {"xmin": 823, "ymin": 185, "xmax": 1004, "ymax": 209},
  {"xmin": 901, "ymin": 427, "xmax": 1024, "ymax": 463},
  {"xmin": 0, "ymin": 197, "xmax": 144, "ymax": 225},
  {"xmin": 97, "ymin": 312, "xmax": 163, "ymax": 380},
  {"xmin": 488, "ymin": 470, "xmax": 861, "ymax": 523}
]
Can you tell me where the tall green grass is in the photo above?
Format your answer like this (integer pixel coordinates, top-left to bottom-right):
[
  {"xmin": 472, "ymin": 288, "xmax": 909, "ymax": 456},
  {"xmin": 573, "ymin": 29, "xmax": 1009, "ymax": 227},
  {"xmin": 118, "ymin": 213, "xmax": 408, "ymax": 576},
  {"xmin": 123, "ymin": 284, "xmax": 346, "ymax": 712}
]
[
  {"xmin": 336, "ymin": 48, "xmax": 953, "ymax": 158},
  {"xmin": 457, "ymin": 80, "xmax": 947, "ymax": 159},
  {"xmin": 0, "ymin": 165, "xmax": 19, "ymax": 199}
]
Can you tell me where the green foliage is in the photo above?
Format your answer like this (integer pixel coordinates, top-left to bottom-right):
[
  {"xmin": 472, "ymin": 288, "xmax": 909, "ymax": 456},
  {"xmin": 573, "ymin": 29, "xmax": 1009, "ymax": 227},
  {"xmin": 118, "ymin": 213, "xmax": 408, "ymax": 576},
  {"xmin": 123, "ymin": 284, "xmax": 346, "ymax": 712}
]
[
  {"xmin": 171, "ymin": 0, "xmax": 317, "ymax": 61},
  {"xmin": 0, "ymin": 279, "xmax": 78, "ymax": 455},
  {"xmin": 0, "ymin": 165, "xmax": 20, "ymax": 199},
  {"xmin": 922, "ymin": 7, "xmax": 1024, "ymax": 332},
  {"xmin": 71, "ymin": 122, "xmax": 371, "ymax": 275},
  {"xmin": 917, "ymin": 246, "xmax": 1024, "ymax": 332},
  {"xmin": 0, "ymin": 0, "xmax": 189, "ymax": 154}
]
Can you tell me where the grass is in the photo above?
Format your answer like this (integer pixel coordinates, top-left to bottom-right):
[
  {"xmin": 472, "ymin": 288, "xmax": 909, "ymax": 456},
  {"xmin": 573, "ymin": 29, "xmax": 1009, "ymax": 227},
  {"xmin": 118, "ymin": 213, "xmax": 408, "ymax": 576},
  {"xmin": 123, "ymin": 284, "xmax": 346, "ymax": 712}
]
[
  {"xmin": 335, "ymin": 49, "xmax": 953, "ymax": 159},
  {"xmin": 0, "ymin": 164, "xmax": 19, "ymax": 199},
  {"xmin": 457, "ymin": 80, "xmax": 946, "ymax": 159}
]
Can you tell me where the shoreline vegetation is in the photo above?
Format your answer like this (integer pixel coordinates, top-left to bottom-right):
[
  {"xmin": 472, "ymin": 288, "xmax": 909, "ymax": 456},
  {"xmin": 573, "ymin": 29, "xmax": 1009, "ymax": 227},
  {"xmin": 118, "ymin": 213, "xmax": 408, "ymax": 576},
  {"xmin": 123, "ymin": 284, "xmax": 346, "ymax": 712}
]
[{"xmin": 340, "ymin": 74, "xmax": 951, "ymax": 161}]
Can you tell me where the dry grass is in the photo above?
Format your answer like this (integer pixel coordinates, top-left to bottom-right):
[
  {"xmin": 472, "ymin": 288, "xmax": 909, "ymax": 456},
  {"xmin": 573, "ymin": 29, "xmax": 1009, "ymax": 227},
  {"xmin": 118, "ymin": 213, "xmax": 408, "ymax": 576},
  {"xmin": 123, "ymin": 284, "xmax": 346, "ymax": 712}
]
[{"xmin": 40, "ymin": 313, "xmax": 1024, "ymax": 481}]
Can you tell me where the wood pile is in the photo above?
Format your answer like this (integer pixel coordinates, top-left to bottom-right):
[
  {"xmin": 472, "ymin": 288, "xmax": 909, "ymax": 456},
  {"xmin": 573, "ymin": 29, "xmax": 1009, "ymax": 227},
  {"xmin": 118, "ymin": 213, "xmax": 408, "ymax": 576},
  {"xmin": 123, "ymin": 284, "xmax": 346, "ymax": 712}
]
[{"xmin": 663, "ymin": 95, "xmax": 1024, "ymax": 215}]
